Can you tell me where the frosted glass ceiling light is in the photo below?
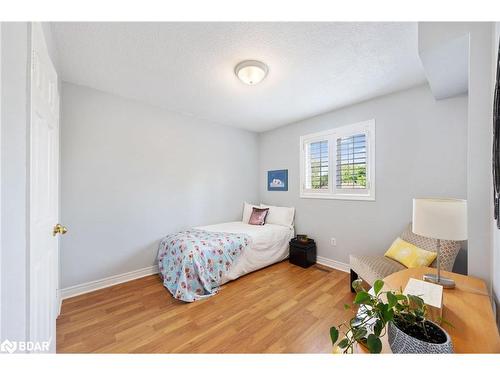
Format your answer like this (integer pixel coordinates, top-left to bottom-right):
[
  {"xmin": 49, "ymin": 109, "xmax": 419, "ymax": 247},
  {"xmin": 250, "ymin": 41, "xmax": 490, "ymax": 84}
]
[{"xmin": 235, "ymin": 60, "xmax": 268, "ymax": 85}]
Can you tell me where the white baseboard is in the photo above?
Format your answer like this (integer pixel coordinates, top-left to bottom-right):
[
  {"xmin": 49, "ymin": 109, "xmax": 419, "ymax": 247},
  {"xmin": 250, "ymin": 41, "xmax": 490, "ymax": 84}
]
[
  {"xmin": 57, "ymin": 289, "xmax": 62, "ymax": 316},
  {"xmin": 317, "ymin": 256, "xmax": 350, "ymax": 273},
  {"xmin": 60, "ymin": 265, "xmax": 159, "ymax": 300}
]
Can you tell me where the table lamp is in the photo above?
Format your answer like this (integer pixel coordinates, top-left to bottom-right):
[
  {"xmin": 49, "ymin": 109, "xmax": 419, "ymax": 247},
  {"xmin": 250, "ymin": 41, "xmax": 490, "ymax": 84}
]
[{"xmin": 412, "ymin": 198, "xmax": 467, "ymax": 288}]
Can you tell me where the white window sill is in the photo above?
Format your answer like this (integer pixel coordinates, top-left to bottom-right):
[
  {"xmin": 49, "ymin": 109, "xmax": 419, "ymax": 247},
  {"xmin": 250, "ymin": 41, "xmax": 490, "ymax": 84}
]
[{"xmin": 300, "ymin": 192, "xmax": 375, "ymax": 201}]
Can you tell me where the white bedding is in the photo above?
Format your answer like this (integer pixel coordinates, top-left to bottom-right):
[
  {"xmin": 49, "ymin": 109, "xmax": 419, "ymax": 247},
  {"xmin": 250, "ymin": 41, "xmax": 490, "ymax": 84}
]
[{"xmin": 196, "ymin": 221, "xmax": 294, "ymax": 284}]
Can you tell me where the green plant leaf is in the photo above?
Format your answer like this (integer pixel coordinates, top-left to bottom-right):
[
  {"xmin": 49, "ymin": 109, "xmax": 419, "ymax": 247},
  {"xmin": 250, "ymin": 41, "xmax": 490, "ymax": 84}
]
[
  {"xmin": 408, "ymin": 294, "xmax": 424, "ymax": 309},
  {"xmin": 395, "ymin": 303, "xmax": 405, "ymax": 311},
  {"xmin": 354, "ymin": 291, "xmax": 371, "ymax": 304},
  {"xmin": 343, "ymin": 303, "xmax": 351, "ymax": 310},
  {"xmin": 329, "ymin": 326, "xmax": 339, "ymax": 345},
  {"xmin": 373, "ymin": 319, "xmax": 384, "ymax": 336},
  {"xmin": 373, "ymin": 280, "xmax": 384, "ymax": 295},
  {"xmin": 415, "ymin": 309, "xmax": 425, "ymax": 317},
  {"xmin": 366, "ymin": 334, "xmax": 382, "ymax": 353},
  {"xmin": 395, "ymin": 294, "xmax": 407, "ymax": 301},
  {"xmin": 382, "ymin": 308, "xmax": 394, "ymax": 323},
  {"xmin": 387, "ymin": 292, "xmax": 397, "ymax": 309},
  {"xmin": 338, "ymin": 338, "xmax": 349, "ymax": 349},
  {"xmin": 353, "ymin": 327, "xmax": 368, "ymax": 341}
]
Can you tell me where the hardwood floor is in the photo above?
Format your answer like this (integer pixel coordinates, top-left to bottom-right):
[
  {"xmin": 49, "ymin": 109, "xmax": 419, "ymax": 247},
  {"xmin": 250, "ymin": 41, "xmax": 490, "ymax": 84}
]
[{"xmin": 56, "ymin": 261, "xmax": 354, "ymax": 353}]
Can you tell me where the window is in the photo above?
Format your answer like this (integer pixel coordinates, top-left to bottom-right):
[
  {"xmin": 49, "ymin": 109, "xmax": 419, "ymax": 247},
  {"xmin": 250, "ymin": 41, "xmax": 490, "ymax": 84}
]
[
  {"xmin": 305, "ymin": 140, "xmax": 329, "ymax": 190},
  {"xmin": 300, "ymin": 120, "xmax": 375, "ymax": 200},
  {"xmin": 336, "ymin": 134, "xmax": 367, "ymax": 189}
]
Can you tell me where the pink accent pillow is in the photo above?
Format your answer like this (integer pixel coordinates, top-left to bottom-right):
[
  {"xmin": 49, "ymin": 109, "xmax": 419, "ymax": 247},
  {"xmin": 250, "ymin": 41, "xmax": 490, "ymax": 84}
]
[{"xmin": 248, "ymin": 207, "xmax": 269, "ymax": 225}]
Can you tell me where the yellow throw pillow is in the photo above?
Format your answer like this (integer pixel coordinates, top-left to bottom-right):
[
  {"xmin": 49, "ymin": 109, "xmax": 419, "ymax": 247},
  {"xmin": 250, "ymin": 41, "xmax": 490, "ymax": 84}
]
[{"xmin": 384, "ymin": 237, "xmax": 437, "ymax": 268}]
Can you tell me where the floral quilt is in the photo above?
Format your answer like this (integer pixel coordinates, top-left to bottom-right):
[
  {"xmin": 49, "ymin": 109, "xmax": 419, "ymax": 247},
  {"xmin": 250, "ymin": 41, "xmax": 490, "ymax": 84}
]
[{"xmin": 157, "ymin": 229, "xmax": 249, "ymax": 302}]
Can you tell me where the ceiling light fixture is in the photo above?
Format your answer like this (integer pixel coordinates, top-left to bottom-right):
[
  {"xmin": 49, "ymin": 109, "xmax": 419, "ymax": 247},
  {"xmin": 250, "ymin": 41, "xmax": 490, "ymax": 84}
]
[{"xmin": 235, "ymin": 60, "xmax": 269, "ymax": 85}]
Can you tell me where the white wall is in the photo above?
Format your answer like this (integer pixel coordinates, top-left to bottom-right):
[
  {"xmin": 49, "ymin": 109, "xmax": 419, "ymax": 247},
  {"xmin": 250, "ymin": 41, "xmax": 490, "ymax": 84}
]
[
  {"xmin": 417, "ymin": 23, "xmax": 495, "ymax": 289},
  {"xmin": 0, "ymin": 22, "xmax": 30, "ymax": 342},
  {"xmin": 41, "ymin": 23, "xmax": 59, "ymax": 74},
  {"xmin": 60, "ymin": 82, "xmax": 260, "ymax": 288},
  {"xmin": 259, "ymin": 84, "xmax": 468, "ymax": 270}
]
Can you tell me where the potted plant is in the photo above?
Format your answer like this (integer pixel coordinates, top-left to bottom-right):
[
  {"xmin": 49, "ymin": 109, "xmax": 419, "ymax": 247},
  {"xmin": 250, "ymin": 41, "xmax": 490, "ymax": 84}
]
[{"xmin": 330, "ymin": 279, "xmax": 453, "ymax": 354}]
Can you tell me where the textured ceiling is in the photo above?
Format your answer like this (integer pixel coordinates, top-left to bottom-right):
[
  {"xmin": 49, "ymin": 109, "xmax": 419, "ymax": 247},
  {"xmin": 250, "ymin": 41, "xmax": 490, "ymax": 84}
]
[{"xmin": 52, "ymin": 22, "xmax": 427, "ymax": 132}]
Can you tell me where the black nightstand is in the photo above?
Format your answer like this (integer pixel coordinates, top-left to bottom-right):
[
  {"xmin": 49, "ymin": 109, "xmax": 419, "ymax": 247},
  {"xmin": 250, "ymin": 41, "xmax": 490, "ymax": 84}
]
[{"xmin": 289, "ymin": 238, "xmax": 317, "ymax": 268}]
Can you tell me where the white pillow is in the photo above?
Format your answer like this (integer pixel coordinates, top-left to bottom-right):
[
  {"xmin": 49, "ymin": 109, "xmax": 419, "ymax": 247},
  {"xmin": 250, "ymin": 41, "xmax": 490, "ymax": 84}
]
[
  {"xmin": 242, "ymin": 202, "xmax": 260, "ymax": 223},
  {"xmin": 260, "ymin": 203, "xmax": 295, "ymax": 227}
]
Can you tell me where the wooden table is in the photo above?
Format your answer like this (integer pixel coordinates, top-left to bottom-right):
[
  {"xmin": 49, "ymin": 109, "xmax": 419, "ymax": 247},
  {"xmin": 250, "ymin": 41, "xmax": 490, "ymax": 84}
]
[{"xmin": 357, "ymin": 267, "xmax": 500, "ymax": 353}]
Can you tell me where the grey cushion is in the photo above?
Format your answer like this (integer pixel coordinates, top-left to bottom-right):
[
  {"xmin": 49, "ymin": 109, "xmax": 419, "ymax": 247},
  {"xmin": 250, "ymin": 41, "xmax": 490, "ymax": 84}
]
[{"xmin": 349, "ymin": 254, "xmax": 406, "ymax": 287}]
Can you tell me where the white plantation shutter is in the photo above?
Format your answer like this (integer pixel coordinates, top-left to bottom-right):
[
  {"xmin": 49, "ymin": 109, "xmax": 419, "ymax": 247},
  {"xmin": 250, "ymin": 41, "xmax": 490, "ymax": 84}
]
[
  {"xmin": 305, "ymin": 140, "xmax": 329, "ymax": 190},
  {"xmin": 336, "ymin": 133, "xmax": 367, "ymax": 189},
  {"xmin": 300, "ymin": 120, "xmax": 375, "ymax": 200}
]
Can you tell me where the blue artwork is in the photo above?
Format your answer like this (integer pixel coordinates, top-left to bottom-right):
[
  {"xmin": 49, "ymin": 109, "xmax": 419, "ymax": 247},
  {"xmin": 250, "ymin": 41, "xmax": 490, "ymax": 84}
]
[{"xmin": 267, "ymin": 169, "xmax": 288, "ymax": 191}]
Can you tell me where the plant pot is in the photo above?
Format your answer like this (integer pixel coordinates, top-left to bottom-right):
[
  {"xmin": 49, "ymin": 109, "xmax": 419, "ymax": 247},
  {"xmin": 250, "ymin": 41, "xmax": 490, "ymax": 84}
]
[{"xmin": 388, "ymin": 320, "xmax": 453, "ymax": 354}]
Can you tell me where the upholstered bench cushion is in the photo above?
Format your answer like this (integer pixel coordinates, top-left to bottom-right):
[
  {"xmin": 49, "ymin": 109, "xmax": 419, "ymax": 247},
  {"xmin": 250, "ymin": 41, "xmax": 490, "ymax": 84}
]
[{"xmin": 349, "ymin": 254, "xmax": 406, "ymax": 286}]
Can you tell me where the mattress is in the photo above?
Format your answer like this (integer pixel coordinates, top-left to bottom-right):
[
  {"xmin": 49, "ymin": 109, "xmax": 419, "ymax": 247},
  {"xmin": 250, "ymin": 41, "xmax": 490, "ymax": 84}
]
[{"xmin": 196, "ymin": 221, "xmax": 294, "ymax": 284}]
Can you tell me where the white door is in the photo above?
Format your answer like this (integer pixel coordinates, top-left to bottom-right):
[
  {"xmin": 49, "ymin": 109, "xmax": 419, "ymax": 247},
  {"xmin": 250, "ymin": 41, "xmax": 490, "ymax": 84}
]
[{"xmin": 29, "ymin": 23, "xmax": 63, "ymax": 353}]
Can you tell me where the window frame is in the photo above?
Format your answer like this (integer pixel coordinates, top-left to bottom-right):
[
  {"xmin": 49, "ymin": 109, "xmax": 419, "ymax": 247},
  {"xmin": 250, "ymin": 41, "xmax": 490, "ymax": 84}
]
[{"xmin": 299, "ymin": 119, "xmax": 376, "ymax": 201}]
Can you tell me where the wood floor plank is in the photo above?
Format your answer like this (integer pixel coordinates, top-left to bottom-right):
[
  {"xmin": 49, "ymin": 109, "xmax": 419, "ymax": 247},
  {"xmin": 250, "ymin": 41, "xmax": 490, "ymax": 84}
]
[{"xmin": 57, "ymin": 261, "xmax": 353, "ymax": 353}]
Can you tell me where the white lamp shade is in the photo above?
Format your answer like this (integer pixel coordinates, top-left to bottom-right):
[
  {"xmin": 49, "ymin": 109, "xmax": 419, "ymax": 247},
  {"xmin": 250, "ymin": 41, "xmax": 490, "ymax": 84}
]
[{"xmin": 412, "ymin": 198, "xmax": 467, "ymax": 241}]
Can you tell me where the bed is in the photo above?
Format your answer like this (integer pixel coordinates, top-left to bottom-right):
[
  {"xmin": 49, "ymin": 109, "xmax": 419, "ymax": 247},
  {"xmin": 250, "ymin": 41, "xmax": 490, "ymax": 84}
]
[
  {"xmin": 157, "ymin": 203, "xmax": 295, "ymax": 302},
  {"xmin": 198, "ymin": 221, "xmax": 294, "ymax": 284}
]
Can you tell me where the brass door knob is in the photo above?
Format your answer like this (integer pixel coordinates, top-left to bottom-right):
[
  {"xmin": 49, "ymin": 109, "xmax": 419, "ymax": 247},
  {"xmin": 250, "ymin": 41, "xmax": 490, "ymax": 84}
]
[{"xmin": 52, "ymin": 223, "xmax": 68, "ymax": 237}]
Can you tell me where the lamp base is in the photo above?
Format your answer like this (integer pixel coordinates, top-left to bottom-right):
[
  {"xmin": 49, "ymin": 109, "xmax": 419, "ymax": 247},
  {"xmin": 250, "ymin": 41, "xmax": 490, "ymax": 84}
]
[{"xmin": 423, "ymin": 273, "xmax": 456, "ymax": 289}]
